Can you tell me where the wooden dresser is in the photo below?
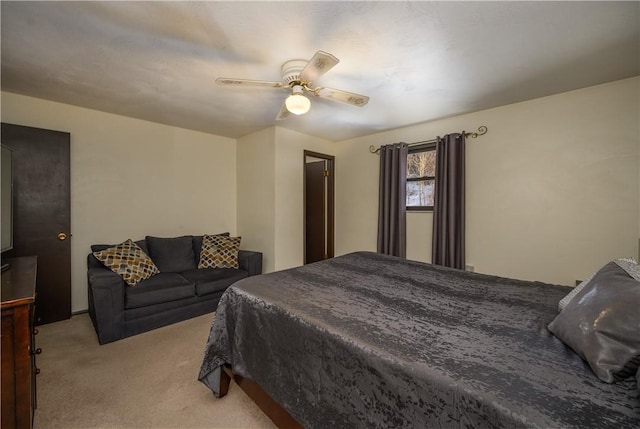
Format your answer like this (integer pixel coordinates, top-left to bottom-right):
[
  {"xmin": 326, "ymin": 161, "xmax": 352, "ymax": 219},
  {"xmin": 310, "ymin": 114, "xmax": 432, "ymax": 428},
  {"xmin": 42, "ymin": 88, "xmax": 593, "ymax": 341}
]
[{"xmin": 1, "ymin": 256, "xmax": 38, "ymax": 429}]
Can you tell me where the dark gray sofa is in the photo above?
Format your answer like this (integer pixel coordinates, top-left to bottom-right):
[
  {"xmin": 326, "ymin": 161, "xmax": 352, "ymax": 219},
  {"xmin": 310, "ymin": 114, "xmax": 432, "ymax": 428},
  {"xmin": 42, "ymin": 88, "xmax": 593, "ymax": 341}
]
[{"xmin": 87, "ymin": 235, "xmax": 262, "ymax": 344}]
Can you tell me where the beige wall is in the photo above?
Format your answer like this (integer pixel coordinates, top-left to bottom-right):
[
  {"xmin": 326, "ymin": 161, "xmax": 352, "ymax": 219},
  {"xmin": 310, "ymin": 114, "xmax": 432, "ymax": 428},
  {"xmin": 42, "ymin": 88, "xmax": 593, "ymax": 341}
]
[
  {"xmin": 1, "ymin": 91, "xmax": 237, "ymax": 313},
  {"xmin": 236, "ymin": 126, "xmax": 334, "ymax": 272},
  {"xmin": 236, "ymin": 127, "xmax": 276, "ymax": 272},
  {"xmin": 336, "ymin": 77, "xmax": 639, "ymax": 286},
  {"xmin": 274, "ymin": 127, "xmax": 334, "ymax": 271}
]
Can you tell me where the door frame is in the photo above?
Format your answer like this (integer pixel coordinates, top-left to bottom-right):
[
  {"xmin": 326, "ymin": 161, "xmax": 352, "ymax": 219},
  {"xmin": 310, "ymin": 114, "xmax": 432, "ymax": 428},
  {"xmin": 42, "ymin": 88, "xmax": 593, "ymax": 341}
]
[{"xmin": 303, "ymin": 150, "xmax": 335, "ymax": 264}]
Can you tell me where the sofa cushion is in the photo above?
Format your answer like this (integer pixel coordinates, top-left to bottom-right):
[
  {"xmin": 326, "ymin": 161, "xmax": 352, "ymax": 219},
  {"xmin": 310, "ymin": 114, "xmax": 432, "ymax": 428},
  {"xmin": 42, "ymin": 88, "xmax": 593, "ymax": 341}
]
[
  {"xmin": 198, "ymin": 235, "xmax": 241, "ymax": 269},
  {"xmin": 146, "ymin": 235, "xmax": 196, "ymax": 273},
  {"xmin": 92, "ymin": 239, "xmax": 160, "ymax": 287},
  {"xmin": 181, "ymin": 268, "xmax": 248, "ymax": 296},
  {"xmin": 125, "ymin": 273, "xmax": 195, "ymax": 309}
]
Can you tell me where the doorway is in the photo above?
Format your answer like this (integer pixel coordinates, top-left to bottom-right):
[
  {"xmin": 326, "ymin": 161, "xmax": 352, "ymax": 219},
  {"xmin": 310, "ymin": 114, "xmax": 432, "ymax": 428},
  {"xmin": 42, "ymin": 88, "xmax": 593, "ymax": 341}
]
[
  {"xmin": 304, "ymin": 151, "xmax": 334, "ymax": 264},
  {"xmin": 1, "ymin": 123, "xmax": 71, "ymax": 325}
]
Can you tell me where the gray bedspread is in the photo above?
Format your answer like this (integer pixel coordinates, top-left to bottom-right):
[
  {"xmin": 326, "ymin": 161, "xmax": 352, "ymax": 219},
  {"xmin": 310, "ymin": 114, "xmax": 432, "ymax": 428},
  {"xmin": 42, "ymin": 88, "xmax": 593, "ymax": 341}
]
[{"xmin": 199, "ymin": 251, "xmax": 640, "ymax": 428}]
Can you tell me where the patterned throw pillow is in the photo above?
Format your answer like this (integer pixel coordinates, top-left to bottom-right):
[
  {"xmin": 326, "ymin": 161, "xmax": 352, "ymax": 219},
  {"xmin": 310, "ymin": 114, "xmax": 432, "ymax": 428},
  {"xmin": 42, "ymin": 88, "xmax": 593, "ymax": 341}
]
[
  {"xmin": 93, "ymin": 239, "xmax": 160, "ymax": 286},
  {"xmin": 198, "ymin": 235, "xmax": 241, "ymax": 269}
]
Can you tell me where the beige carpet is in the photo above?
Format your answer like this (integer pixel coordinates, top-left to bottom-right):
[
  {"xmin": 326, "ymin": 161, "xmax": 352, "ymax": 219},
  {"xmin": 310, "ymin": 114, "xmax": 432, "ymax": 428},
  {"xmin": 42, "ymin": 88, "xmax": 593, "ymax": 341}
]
[{"xmin": 34, "ymin": 313, "xmax": 276, "ymax": 429}]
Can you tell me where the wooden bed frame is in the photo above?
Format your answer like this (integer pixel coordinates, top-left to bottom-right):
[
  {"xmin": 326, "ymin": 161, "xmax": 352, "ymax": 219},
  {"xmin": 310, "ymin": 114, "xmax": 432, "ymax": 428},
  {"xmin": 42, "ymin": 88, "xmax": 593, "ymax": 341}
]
[{"xmin": 219, "ymin": 365, "xmax": 302, "ymax": 429}]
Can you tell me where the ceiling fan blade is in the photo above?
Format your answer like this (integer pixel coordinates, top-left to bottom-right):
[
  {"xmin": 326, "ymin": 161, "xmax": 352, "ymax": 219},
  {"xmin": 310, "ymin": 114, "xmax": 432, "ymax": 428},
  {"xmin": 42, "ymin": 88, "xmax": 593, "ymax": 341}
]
[
  {"xmin": 276, "ymin": 102, "xmax": 290, "ymax": 120},
  {"xmin": 216, "ymin": 77, "xmax": 284, "ymax": 88},
  {"xmin": 299, "ymin": 51, "xmax": 339, "ymax": 83},
  {"xmin": 315, "ymin": 87, "xmax": 369, "ymax": 107}
]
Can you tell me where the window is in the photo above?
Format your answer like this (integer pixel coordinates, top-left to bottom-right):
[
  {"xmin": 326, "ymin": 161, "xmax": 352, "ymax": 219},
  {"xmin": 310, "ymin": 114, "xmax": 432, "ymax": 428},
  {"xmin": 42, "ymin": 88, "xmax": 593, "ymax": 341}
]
[{"xmin": 406, "ymin": 144, "xmax": 436, "ymax": 211}]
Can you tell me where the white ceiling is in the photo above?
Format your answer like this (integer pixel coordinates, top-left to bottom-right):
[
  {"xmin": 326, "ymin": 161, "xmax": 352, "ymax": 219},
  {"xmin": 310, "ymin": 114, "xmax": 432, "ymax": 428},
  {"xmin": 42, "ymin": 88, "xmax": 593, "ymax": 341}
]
[{"xmin": 2, "ymin": 1, "xmax": 638, "ymax": 142}]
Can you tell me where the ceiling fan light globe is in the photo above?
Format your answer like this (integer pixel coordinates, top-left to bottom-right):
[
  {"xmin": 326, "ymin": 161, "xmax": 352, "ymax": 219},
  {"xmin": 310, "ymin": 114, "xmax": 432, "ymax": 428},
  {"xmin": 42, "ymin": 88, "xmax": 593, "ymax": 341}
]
[{"xmin": 285, "ymin": 94, "xmax": 311, "ymax": 115}]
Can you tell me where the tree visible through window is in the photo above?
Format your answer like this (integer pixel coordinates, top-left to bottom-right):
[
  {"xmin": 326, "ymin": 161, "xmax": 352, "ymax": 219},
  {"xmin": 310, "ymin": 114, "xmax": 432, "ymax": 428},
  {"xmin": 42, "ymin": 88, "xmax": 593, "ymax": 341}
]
[{"xmin": 406, "ymin": 144, "xmax": 436, "ymax": 210}]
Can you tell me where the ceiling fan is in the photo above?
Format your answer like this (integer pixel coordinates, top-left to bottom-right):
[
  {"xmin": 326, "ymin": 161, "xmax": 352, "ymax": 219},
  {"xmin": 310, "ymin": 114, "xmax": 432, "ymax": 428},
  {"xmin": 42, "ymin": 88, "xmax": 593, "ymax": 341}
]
[{"xmin": 216, "ymin": 50, "xmax": 370, "ymax": 120}]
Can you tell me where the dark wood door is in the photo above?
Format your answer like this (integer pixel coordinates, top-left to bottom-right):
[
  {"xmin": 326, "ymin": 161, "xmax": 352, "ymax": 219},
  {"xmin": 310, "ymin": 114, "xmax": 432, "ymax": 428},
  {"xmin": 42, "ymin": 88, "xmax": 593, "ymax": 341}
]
[
  {"xmin": 1, "ymin": 123, "xmax": 71, "ymax": 325},
  {"xmin": 304, "ymin": 151, "xmax": 334, "ymax": 265},
  {"xmin": 305, "ymin": 160, "xmax": 326, "ymax": 263}
]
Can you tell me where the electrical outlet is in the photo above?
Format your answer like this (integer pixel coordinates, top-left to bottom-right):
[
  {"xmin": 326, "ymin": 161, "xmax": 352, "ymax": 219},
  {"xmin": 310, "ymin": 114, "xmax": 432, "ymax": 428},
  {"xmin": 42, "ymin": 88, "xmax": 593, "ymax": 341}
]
[{"xmin": 465, "ymin": 264, "xmax": 475, "ymax": 272}]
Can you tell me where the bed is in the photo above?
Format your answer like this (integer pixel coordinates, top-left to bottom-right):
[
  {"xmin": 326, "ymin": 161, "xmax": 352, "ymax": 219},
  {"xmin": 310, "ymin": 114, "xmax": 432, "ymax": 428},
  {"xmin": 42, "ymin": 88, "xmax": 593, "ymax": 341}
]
[{"xmin": 198, "ymin": 251, "xmax": 640, "ymax": 428}]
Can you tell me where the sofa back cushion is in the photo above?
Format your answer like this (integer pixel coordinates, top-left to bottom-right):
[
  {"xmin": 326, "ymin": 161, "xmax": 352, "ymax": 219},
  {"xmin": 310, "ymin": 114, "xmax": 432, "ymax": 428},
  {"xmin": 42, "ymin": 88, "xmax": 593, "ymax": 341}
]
[
  {"xmin": 92, "ymin": 239, "xmax": 149, "ymax": 254},
  {"xmin": 146, "ymin": 235, "xmax": 197, "ymax": 273}
]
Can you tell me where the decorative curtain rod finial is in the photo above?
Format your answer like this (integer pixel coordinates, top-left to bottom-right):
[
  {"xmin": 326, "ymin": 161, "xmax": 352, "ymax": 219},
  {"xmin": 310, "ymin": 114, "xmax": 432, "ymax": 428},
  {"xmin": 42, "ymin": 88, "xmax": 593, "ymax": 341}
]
[{"xmin": 465, "ymin": 126, "xmax": 488, "ymax": 139}]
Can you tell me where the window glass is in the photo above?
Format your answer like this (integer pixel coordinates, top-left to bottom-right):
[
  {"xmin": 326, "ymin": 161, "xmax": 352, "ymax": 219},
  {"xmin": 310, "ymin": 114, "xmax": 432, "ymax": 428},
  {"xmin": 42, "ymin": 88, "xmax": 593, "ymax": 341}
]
[
  {"xmin": 407, "ymin": 151, "xmax": 435, "ymax": 178},
  {"xmin": 406, "ymin": 146, "xmax": 436, "ymax": 210},
  {"xmin": 407, "ymin": 179, "xmax": 435, "ymax": 207}
]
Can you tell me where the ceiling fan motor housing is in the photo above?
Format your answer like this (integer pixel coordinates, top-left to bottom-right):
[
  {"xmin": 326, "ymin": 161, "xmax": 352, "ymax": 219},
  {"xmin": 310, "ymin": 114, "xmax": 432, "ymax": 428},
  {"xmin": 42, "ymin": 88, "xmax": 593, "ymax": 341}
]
[{"xmin": 281, "ymin": 59, "xmax": 308, "ymax": 86}]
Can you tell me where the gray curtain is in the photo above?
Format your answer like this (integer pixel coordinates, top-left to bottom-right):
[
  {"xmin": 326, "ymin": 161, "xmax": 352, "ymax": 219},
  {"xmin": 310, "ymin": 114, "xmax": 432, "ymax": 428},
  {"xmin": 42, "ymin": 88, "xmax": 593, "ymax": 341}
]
[
  {"xmin": 377, "ymin": 143, "xmax": 408, "ymax": 257},
  {"xmin": 432, "ymin": 133, "xmax": 465, "ymax": 269}
]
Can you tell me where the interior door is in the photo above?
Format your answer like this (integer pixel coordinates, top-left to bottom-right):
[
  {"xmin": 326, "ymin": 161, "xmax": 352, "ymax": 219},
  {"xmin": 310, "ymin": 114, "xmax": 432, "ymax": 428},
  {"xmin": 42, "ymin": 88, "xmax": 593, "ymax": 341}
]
[
  {"xmin": 304, "ymin": 151, "xmax": 334, "ymax": 264},
  {"xmin": 305, "ymin": 160, "xmax": 326, "ymax": 263},
  {"xmin": 1, "ymin": 123, "xmax": 71, "ymax": 325}
]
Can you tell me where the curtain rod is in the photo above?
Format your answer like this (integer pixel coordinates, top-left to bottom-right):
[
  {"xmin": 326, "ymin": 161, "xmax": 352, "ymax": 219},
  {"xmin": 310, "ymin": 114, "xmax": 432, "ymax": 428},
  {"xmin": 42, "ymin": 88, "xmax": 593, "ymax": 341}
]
[{"xmin": 368, "ymin": 126, "xmax": 488, "ymax": 154}]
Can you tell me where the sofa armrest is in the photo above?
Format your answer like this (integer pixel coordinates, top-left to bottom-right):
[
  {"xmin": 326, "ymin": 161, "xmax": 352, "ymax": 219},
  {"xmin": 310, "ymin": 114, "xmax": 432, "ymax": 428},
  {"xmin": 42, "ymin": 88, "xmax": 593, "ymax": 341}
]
[
  {"xmin": 238, "ymin": 250, "xmax": 263, "ymax": 276},
  {"xmin": 87, "ymin": 263, "xmax": 126, "ymax": 344}
]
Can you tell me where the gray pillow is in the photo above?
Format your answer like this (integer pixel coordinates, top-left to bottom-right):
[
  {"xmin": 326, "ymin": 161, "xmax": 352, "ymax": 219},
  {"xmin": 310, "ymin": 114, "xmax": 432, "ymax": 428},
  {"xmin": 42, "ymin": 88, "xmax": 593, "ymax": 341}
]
[
  {"xmin": 548, "ymin": 261, "xmax": 640, "ymax": 383},
  {"xmin": 558, "ymin": 257, "xmax": 638, "ymax": 312},
  {"xmin": 146, "ymin": 235, "xmax": 196, "ymax": 273}
]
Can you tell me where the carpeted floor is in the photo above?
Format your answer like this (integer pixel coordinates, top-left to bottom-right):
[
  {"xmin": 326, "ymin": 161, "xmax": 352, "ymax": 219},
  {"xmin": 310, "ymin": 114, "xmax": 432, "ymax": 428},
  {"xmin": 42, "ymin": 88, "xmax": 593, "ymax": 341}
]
[{"xmin": 33, "ymin": 313, "xmax": 276, "ymax": 429}]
